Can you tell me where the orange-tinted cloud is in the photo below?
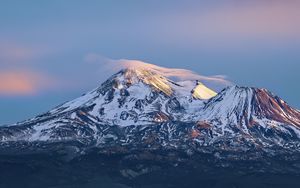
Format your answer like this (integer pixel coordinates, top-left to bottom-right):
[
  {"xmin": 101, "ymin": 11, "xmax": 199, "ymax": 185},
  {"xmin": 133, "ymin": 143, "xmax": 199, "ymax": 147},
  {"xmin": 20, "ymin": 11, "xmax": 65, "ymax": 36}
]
[
  {"xmin": 118, "ymin": 60, "xmax": 232, "ymax": 89},
  {"xmin": 0, "ymin": 71, "xmax": 55, "ymax": 95},
  {"xmin": 84, "ymin": 54, "xmax": 232, "ymax": 91}
]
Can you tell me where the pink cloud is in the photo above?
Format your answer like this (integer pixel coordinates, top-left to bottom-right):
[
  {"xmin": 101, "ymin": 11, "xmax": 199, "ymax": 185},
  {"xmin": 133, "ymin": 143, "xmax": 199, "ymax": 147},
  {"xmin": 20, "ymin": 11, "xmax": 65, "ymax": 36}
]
[
  {"xmin": 84, "ymin": 54, "xmax": 232, "ymax": 91},
  {"xmin": 118, "ymin": 59, "xmax": 230, "ymax": 84},
  {"xmin": 0, "ymin": 71, "xmax": 56, "ymax": 95}
]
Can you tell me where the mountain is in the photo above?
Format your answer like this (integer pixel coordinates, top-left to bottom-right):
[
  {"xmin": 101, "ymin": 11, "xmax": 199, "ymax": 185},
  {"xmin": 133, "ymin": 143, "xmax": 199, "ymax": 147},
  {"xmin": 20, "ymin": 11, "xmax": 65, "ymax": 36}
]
[
  {"xmin": 1, "ymin": 67, "xmax": 300, "ymax": 188},
  {"xmin": 1, "ymin": 67, "xmax": 299, "ymax": 153}
]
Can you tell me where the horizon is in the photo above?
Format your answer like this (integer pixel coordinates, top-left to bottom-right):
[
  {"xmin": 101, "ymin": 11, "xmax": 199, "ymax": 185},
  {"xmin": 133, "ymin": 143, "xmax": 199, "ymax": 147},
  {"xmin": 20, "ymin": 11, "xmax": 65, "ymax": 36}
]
[{"xmin": 1, "ymin": 1, "xmax": 300, "ymax": 125}]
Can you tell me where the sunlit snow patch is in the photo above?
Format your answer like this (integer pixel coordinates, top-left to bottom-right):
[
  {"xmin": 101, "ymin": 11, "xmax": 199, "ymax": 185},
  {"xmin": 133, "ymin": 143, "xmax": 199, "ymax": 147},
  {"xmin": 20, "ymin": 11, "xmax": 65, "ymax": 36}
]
[{"xmin": 192, "ymin": 82, "xmax": 217, "ymax": 100}]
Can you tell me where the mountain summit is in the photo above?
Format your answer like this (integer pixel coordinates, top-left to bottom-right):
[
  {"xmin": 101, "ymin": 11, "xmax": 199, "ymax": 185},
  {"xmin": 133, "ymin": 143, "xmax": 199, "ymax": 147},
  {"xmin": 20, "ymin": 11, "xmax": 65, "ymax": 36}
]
[
  {"xmin": 0, "ymin": 67, "xmax": 300, "ymax": 155},
  {"xmin": 1, "ymin": 66, "xmax": 300, "ymax": 187}
]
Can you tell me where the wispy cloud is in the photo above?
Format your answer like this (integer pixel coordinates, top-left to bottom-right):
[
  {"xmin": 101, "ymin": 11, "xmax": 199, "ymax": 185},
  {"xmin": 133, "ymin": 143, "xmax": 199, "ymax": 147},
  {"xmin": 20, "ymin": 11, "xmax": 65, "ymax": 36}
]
[
  {"xmin": 0, "ymin": 71, "xmax": 56, "ymax": 96},
  {"xmin": 84, "ymin": 54, "xmax": 232, "ymax": 91},
  {"xmin": 0, "ymin": 42, "xmax": 50, "ymax": 65}
]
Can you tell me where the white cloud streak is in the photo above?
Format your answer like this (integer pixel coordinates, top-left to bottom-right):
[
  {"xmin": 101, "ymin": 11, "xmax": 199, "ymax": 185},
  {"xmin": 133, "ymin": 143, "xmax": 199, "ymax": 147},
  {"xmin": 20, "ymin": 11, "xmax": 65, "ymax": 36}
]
[{"xmin": 85, "ymin": 53, "xmax": 232, "ymax": 91}]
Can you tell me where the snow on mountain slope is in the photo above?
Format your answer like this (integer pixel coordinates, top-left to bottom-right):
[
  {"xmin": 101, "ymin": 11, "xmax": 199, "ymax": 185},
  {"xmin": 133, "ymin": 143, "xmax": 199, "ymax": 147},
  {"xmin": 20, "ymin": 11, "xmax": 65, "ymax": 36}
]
[
  {"xmin": 200, "ymin": 86, "xmax": 300, "ymax": 127},
  {"xmin": 192, "ymin": 81, "xmax": 217, "ymax": 99},
  {"xmin": 45, "ymin": 68, "xmax": 209, "ymax": 126},
  {"xmin": 190, "ymin": 86, "xmax": 300, "ymax": 145},
  {"xmin": 0, "ymin": 67, "xmax": 300, "ymax": 153}
]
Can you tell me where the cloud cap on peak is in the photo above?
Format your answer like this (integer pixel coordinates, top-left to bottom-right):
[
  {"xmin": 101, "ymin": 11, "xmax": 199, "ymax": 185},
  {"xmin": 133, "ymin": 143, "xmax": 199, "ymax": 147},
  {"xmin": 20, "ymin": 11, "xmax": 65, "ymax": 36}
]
[{"xmin": 85, "ymin": 54, "xmax": 232, "ymax": 91}]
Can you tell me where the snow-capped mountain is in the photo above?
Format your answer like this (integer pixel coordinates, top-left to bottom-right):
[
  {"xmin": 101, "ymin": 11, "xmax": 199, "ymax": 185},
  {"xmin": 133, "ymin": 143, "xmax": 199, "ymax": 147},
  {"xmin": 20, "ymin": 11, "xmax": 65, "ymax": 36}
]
[{"xmin": 0, "ymin": 67, "xmax": 300, "ymax": 154}]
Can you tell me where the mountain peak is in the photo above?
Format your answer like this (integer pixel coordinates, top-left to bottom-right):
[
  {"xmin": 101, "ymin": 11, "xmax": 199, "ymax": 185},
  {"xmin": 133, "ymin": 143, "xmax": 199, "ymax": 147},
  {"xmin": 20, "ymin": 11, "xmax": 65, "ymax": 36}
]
[
  {"xmin": 115, "ymin": 67, "xmax": 174, "ymax": 96},
  {"xmin": 115, "ymin": 67, "xmax": 219, "ymax": 100},
  {"xmin": 203, "ymin": 85, "xmax": 300, "ymax": 128},
  {"xmin": 2, "ymin": 66, "xmax": 300, "ymax": 153}
]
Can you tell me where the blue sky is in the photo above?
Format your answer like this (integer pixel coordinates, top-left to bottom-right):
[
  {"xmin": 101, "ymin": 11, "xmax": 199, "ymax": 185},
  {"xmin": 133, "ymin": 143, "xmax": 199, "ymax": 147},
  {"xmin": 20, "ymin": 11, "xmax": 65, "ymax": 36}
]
[{"xmin": 1, "ymin": 0, "xmax": 300, "ymax": 125}]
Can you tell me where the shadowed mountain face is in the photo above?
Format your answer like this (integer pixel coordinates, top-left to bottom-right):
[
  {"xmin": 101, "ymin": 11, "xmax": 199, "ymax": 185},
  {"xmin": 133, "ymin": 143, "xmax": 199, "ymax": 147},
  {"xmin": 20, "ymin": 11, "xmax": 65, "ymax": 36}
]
[{"xmin": 0, "ymin": 67, "xmax": 300, "ymax": 187}]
